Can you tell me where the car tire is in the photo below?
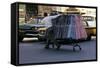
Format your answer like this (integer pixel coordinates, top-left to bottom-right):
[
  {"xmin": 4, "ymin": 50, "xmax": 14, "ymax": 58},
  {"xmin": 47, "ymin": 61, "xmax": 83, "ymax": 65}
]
[
  {"xmin": 38, "ymin": 37, "xmax": 43, "ymax": 41},
  {"xmin": 19, "ymin": 36, "xmax": 24, "ymax": 42},
  {"xmin": 38, "ymin": 36, "xmax": 46, "ymax": 41}
]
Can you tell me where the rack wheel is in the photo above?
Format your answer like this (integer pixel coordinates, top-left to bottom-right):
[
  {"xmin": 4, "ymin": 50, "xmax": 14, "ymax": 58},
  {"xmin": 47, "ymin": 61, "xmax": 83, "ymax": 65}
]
[
  {"xmin": 73, "ymin": 44, "xmax": 82, "ymax": 51},
  {"xmin": 56, "ymin": 45, "xmax": 61, "ymax": 50},
  {"xmin": 45, "ymin": 46, "xmax": 50, "ymax": 49},
  {"xmin": 45, "ymin": 44, "xmax": 50, "ymax": 49},
  {"xmin": 52, "ymin": 44, "xmax": 55, "ymax": 48}
]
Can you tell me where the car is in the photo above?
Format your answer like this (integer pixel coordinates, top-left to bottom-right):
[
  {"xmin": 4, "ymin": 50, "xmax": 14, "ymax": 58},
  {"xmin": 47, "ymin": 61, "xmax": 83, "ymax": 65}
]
[
  {"xmin": 83, "ymin": 20, "xmax": 96, "ymax": 40},
  {"xmin": 18, "ymin": 17, "xmax": 47, "ymax": 42},
  {"xmin": 18, "ymin": 23, "xmax": 46, "ymax": 42},
  {"xmin": 82, "ymin": 16, "xmax": 96, "ymax": 40}
]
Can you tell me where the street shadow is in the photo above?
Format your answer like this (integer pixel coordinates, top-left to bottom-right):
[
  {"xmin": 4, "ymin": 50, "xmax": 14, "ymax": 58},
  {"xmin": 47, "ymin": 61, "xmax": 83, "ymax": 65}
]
[{"xmin": 42, "ymin": 46, "xmax": 82, "ymax": 53}]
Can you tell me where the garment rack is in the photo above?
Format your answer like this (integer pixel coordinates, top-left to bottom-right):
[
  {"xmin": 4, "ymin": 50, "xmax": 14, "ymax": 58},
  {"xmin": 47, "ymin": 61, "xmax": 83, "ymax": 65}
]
[{"xmin": 45, "ymin": 13, "xmax": 84, "ymax": 51}]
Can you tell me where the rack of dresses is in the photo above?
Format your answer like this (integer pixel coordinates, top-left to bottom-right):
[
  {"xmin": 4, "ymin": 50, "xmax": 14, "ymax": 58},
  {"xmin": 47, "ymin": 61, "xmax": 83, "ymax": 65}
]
[{"xmin": 45, "ymin": 14, "xmax": 87, "ymax": 51}]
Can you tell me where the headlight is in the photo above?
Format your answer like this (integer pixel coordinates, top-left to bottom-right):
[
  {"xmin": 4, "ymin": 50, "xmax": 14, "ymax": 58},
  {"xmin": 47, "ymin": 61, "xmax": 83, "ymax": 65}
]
[
  {"xmin": 40, "ymin": 31, "xmax": 44, "ymax": 33},
  {"xmin": 39, "ymin": 30, "xmax": 46, "ymax": 35},
  {"xmin": 32, "ymin": 27, "xmax": 35, "ymax": 30},
  {"xmin": 32, "ymin": 27, "xmax": 38, "ymax": 30},
  {"xmin": 35, "ymin": 27, "xmax": 38, "ymax": 30}
]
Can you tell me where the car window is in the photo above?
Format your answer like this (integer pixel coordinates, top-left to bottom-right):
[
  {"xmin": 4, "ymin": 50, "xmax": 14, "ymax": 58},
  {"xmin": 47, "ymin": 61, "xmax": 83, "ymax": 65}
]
[
  {"xmin": 86, "ymin": 21, "xmax": 96, "ymax": 27},
  {"xmin": 82, "ymin": 21, "xmax": 88, "ymax": 28},
  {"xmin": 82, "ymin": 20, "xmax": 96, "ymax": 28},
  {"xmin": 82, "ymin": 16, "xmax": 96, "ymax": 27}
]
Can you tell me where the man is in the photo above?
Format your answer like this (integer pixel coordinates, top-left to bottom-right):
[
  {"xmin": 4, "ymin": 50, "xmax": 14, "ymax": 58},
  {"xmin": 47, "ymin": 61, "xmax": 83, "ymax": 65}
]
[{"xmin": 41, "ymin": 13, "xmax": 61, "ymax": 49}]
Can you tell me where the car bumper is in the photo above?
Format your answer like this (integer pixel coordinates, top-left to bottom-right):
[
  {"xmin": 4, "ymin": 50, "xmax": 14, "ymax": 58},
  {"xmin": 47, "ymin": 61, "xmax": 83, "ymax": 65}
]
[{"xmin": 24, "ymin": 33, "xmax": 45, "ymax": 38}]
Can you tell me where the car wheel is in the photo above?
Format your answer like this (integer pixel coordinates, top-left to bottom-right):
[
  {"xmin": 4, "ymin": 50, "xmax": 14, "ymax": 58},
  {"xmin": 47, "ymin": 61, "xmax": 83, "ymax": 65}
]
[
  {"xmin": 38, "ymin": 37, "xmax": 43, "ymax": 41},
  {"xmin": 38, "ymin": 36, "xmax": 46, "ymax": 41},
  {"xmin": 19, "ymin": 36, "xmax": 24, "ymax": 42}
]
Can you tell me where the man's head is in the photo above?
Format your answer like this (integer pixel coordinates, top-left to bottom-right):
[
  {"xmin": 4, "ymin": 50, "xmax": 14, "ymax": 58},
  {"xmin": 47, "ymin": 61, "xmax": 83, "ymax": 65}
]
[
  {"xmin": 50, "ymin": 11, "xmax": 63, "ymax": 16},
  {"xmin": 44, "ymin": 12, "xmax": 48, "ymax": 17}
]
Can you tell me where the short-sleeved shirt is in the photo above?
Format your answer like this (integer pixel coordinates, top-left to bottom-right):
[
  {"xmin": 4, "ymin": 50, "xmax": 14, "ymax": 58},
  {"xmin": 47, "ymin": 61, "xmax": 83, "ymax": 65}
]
[{"xmin": 41, "ymin": 15, "xmax": 60, "ymax": 28}]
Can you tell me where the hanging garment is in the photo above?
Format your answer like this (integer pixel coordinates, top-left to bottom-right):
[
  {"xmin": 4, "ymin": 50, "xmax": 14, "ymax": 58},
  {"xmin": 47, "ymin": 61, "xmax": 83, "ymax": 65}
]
[
  {"xmin": 79, "ymin": 15, "xmax": 87, "ymax": 39},
  {"xmin": 75, "ymin": 15, "xmax": 81, "ymax": 39},
  {"xmin": 67, "ymin": 15, "xmax": 76, "ymax": 39},
  {"xmin": 62, "ymin": 15, "xmax": 69, "ymax": 39},
  {"xmin": 67, "ymin": 14, "xmax": 87, "ymax": 40},
  {"xmin": 52, "ymin": 15, "xmax": 67, "ymax": 39},
  {"xmin": 75, "ymin": 15, "xmax": 87, "ymax": 39},
  {"xmin": 71, "ymin": 15, "xmax": 77, "ymax": 39},
  {"xmin": 51, "ymin": 14, "xmax": 87, "ymax": 40}
]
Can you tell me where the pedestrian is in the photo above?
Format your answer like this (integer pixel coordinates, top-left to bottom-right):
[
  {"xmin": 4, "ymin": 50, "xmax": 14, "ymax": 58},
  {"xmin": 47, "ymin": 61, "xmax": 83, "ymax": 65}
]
[{"xmin": 41, "ymin": 12, "xmax": 61, "ymax": 48}]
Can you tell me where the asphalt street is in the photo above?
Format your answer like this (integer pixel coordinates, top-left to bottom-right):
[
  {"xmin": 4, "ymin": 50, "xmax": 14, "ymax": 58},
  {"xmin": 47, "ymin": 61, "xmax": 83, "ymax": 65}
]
[{"xmin": 19, "ymin": 38, "xmax": 96, "ymax": 64}]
